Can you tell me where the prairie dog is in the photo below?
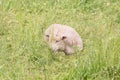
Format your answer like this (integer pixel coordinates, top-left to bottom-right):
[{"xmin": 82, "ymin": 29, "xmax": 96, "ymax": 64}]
[{"xmin": 44, "ymin": 24, "xmax": 83, "ymax": 55}]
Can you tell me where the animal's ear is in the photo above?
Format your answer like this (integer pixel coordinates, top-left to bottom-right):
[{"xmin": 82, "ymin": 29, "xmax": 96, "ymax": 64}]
[{"xmin": 62, "ymin": 36, "xmax": 67, "ymax": 40}]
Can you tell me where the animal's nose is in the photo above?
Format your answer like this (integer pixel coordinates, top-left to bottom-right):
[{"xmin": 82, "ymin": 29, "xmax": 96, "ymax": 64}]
[{"xmin": 52, "ymin": 47, "xmax": 57, "ymax": 52}]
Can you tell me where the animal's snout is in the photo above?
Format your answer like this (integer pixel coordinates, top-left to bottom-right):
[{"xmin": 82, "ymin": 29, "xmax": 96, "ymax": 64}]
[{"xmin": 51, "ymin": 44, "xmax": 58, "ymax": 51}]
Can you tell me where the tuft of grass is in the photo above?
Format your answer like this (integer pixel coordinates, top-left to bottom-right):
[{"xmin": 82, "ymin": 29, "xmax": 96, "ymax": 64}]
[{"xmin": 0, "ymin": 0, "xmax": 120, "ymax": 80}]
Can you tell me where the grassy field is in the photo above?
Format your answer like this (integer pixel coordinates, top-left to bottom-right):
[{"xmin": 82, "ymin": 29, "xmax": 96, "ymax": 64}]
[{"xmin": 0, "ymin": 0, "xmax": 120, "ymax": 80}]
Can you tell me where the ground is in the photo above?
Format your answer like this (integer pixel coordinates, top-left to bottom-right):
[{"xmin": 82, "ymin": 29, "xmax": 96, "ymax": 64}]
[{"xmin": 0, "ymin": 0, "xmax": 120, "ymax": 80}]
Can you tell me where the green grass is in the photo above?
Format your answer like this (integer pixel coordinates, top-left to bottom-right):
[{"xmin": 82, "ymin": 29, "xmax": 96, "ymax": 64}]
[{"xmin": 0, "ymin": 0, "xmax": 120, "ymax": 80}]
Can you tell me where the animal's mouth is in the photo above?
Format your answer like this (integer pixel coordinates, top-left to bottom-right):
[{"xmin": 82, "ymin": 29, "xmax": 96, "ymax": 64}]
[{"xmin": 53, "ymin": 48, "xmax": 64, "ymax": 52}]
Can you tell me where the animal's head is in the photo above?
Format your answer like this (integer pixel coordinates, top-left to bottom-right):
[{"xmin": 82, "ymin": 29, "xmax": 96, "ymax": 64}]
[{"xmin": 45, "ymin": 34, "xmax": 67, "ymax": 52}]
